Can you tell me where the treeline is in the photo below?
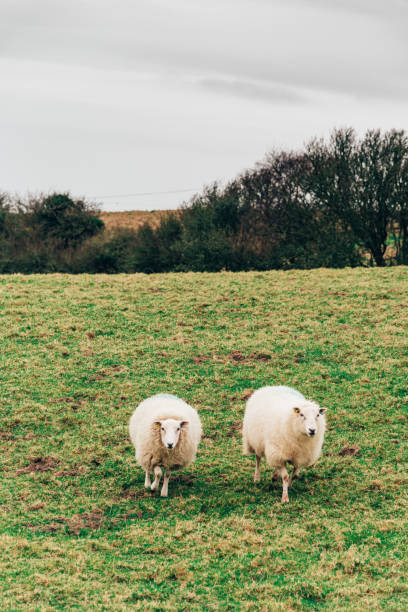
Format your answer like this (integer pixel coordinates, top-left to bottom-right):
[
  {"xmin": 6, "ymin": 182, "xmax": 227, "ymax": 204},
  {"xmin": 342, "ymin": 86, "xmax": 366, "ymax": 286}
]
[{"xmin": 1, "ymin": 127, "xmax": 408, "ymax": 273}]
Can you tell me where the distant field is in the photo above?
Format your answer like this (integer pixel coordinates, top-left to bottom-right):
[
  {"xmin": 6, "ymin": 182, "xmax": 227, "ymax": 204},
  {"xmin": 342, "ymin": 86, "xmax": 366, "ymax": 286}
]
[
  {"xmin": 99, "ymin": 210, "xmax": 176, "ymax": 231},
  {"xmin": 0, "ymin": 269, "xmax": 407, "ymax": 610}
]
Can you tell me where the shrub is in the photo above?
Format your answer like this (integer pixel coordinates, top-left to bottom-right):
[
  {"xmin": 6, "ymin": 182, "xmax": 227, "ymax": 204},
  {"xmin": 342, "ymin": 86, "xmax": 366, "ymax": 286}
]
[{"xmin": 25, "ymin": 193, "xmax": 104, "ymax": 250}]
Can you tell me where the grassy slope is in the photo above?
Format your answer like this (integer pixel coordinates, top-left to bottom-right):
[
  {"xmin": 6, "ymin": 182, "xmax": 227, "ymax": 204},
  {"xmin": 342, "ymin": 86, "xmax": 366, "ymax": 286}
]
[
  {"xmin": 99, "ymin": 210, "xmax": 175, "ymax": 232},
  {"xmin": 0, "ymin": 269, "xmax": 407, "ymax": 611}
]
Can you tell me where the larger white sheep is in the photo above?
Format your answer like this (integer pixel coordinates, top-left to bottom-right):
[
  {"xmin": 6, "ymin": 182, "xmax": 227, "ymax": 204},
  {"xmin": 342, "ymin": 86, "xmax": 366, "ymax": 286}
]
[
  {"xmin": 129, "ymin": 393, "xmax": 202, "ymax": 497},
  {"xmin": 242, "ymin": 386, "xmax": 326, "ymax": 503}
]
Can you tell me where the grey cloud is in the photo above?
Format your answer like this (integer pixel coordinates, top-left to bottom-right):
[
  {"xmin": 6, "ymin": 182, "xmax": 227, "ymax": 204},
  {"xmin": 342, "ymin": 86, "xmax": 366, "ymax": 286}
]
[
  {"xmin": 296, "ymin": 0, "xmax": 408, "ymax": 17},
  {"xmin": 199, "ymin": 77, "xmax": 308, "ymax": 105},
  {"xmin": 1, "ymin": 0, "xmax": 407, "ymax": 103}
]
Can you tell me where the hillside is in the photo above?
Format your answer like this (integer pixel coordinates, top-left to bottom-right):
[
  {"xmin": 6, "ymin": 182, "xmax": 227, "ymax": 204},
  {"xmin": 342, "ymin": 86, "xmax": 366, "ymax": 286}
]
[
  {"xmin": 99, "ymin": 210, "xmax": 175, "ymax": 231},
  {"xmin": 0, "ymin": 269, "xmax": 407, "ymax": 610}
]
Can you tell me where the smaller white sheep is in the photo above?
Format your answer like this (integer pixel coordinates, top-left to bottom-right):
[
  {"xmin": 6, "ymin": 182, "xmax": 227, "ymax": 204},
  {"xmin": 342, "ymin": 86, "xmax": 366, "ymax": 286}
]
[
  {"xmin": 129, "ymin": 393, "xmax": 202, "ymax": 497},
  {"xmin": 242, "ymin": 386, "xmax": 327, "ymax": 503}
]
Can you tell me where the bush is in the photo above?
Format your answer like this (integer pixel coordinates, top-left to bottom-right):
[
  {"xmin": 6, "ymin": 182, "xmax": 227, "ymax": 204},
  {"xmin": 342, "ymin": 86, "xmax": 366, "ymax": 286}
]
[
  {"xmin": 71, "ymin": 229, "xmax": 139, "ymax": 273},
  {"xmin": 25, "ymin": 193, "xmax": 104, "ymax": 250}
]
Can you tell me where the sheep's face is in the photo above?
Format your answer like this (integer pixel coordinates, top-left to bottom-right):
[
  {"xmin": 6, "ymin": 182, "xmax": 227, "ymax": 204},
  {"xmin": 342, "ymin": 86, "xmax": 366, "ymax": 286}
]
[
  {"xmin": 155, "ymin": 418, "xmax": 187, "ymax": 450},
  {"xmin": 293, "ymin": 402, "xmax": 326, "ymax": 437}
]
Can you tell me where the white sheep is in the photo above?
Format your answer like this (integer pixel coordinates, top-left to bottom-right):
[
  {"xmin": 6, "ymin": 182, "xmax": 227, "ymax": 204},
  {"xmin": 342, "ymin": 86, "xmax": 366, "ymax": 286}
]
[
  {"xmin": 242, "ymin": 385, "xmax": 326, "ymax": 503},
  {"xmin": 129, "ymin": 393, "xmax": 202, "ymax": 497}
]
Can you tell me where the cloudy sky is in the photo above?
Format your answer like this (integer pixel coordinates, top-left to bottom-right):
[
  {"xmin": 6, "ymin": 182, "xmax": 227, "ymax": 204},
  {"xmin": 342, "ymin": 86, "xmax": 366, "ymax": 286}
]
[{"xmin": 1, "ymin": 0, "xmax": 407, "ymax": 211}]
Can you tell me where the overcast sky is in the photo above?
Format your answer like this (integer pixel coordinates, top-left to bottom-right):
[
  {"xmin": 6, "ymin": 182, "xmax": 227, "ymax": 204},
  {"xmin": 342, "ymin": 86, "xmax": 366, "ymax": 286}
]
[{"xmin": 1, "ymin": 0, "xmax": 407, "ymax": 211}]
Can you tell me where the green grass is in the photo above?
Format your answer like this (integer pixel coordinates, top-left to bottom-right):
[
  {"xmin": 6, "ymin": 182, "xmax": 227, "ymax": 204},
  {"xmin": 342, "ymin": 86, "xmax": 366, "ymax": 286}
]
[{"xmin": 0, "ymin": 269, "xmax": 407, "ymax": 611}]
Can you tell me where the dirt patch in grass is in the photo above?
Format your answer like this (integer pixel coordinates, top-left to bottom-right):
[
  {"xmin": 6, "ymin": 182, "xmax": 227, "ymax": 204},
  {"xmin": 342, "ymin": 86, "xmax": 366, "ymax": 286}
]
[
  {"xmin": 228, "ymin": 350, "xmax": 246, "ymax": 362},
  {"xmin": 227, "ymin": 421, "xmax": 243, "ymax": 437},
  {"xmin": 51, "ymin": 396, "xmax": 76, "ymax": 404},
  {"xmin": 27, "ymin": 502, "xmax": 46, "ymax": 511},
  {"xmin": 192, "ymin": 354, "xmax": 211, "ymax": 364},
  {"xmin": 251, "ymin": 352, "xmax": 272, "ymax": 361},
  {"xmin": 16, "ymin": 457, "xmax": 87, "ymax": 478},
  {"xmin": 16, "ymin": 456, "xmax": 60, "ymax": 475},
  {"xmin": 192, "ymin": 352, "xmax": 271, "ymax": 365},
  {"xmin": 28, "ymin": 510, "xmax": 105, "ymax": 535},
  {"xmin": 49, "ymin": 392, "xmax": 96, "ymax": 405},
  {"xmin": 28, "ymin": 521, "xmax": 65, "ymax": 534},
  {"xmin": 338, "ymin": 445, "xmax": 360, "ymax": 456},
  {"xmin": 67, "ymin": 510, "xmax": 105, "ymax": 535},
  {"xmin": 54, "ymin": 466, "xmax": 88, "ymax": 478},
  {"xmin": 0, "ymin": 431, "xmax": 14, "ymax": 440},
  {"xmin": 176, "ymin": 473, "xmax": 196, "ymax": 487},
  {"xmin": 89, "ymin": 365, "xmax": 127, "ymax": 382},
  {"xmin": 241, "ymin": 389, "xmax": 254, "ymax": 401}
]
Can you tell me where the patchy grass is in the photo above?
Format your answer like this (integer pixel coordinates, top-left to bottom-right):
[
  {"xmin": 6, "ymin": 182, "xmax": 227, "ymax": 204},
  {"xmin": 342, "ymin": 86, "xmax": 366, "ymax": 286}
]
[{"xmin": 0, "ymin": 268, "xmax": 407, "ymax": 610}]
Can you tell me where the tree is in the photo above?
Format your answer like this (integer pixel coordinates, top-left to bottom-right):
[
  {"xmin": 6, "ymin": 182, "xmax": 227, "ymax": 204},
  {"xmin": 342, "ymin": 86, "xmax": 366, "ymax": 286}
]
[
  {"xmin": 174, "ymin": 185, "xmax": 249, "ymax": 271},
  {"xmin": 0, "ymin": 193, "xmax": 10, "ymax": 235},
  {"xmin": 228, "ymin": 152, "xmax": 312, "ymax": 248},
  {"xmin": 228, "ymin": 151, "xmax": 361, "ymax": 268},
  {"xmin": 306, "ymin": 128, "xmax": 408, "ymax": 266},
  {"xmin": 388, "ymin": 144, "xmax": 408, "ymax": 265},
  {"xmin": 26, "ymin": 193, "xmax": 104, "ymax": 249}
]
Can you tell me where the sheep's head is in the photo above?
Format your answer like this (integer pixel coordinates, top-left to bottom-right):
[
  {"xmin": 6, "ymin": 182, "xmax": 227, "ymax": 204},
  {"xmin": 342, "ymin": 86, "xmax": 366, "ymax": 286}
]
[
  {"xmin": 155, "ymin": 418, "xmax": 188, "ymax": 450},
  {"xmin": 293, "ymin": 402, "xmax": 326, "ymax": 437}
]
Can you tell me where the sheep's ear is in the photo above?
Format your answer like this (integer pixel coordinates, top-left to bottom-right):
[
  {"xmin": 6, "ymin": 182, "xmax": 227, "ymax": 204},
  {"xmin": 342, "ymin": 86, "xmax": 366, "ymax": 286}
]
[
  {"xmin": 179, "ymin": 421, "xmax": 188, "ymax": 428},
  {"xmin": 293, "ymin": 407, "xmax": 300, "ymax": 414},
  {"xmin": 154, "ymin": 420, "xmax": 162, "ymax": 426},
  {"xmin": 319, "ymin": 407, "xmax": 327, "ymax": 414}
]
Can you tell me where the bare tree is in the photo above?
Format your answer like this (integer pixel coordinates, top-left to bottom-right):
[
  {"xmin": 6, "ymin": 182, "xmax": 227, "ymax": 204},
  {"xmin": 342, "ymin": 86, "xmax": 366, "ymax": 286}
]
[{"xmin": 306, "ymin": 128, "xmax": 408, "ymax": 266}]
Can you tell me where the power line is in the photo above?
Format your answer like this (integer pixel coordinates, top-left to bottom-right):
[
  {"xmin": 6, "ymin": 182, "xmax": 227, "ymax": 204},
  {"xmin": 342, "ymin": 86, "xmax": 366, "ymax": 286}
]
[{"xmin": 92, "ymin": 188, "xmax": 199, "ymax": 199}]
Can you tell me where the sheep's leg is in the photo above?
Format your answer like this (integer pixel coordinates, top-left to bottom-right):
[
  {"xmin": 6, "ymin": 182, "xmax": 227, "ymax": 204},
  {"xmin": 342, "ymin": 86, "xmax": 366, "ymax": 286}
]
[
  {"xmin": 290, "ymin": 467, "xmax": 300, "ymax": 486},
  {"xmin": 271, "ymin": 469, "xmax": 279, "ymax": 481},
  {"xmin": 254, "ymin": 455, "xmax": 261, "ymax": 483},
  {"xmin": 278, "ymin": 466, "xmax": 290, "ymax": 503},
  {"xmin": 144, "ymin": 471, "xmax": 151, "ymax": 488},
  {"xmin": 161, "ymin": 470, "xmax": 171, "ymax": 497},
  {"xmin": 150, "ymin": 466, "xmax": 162, "ymax": 491}
]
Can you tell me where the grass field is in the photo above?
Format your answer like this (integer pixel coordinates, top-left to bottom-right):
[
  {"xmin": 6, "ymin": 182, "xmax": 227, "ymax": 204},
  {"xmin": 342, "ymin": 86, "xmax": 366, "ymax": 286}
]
[
  {"xmin": 99, "ymin": 210, "xmax": 175, "ymax": 232},
  {"xmin": 0, "ymin": 269, "xmax": 407, "ymax": 610}
]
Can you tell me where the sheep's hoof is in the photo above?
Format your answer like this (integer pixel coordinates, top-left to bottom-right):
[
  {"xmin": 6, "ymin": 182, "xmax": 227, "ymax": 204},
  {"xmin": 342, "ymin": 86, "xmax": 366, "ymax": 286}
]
[
  {"xmin": 254, "ymin": 475, "xmax": 260, "ymax": 483},
  {"xmin": 160, "ymin": 491, "xmax": 168, "ymax": 497},
  {"xmin": 150, "ymin": 483, "xmax": 158, "ymax": 491},
  {"xmin": 281, "ymin": 494, "xmax": 289, "ymax": 504}
]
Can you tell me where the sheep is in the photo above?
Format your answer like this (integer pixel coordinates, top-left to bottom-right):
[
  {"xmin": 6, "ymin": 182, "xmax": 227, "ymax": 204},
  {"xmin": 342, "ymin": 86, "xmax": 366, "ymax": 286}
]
[
  {"xmin": 129, "ymin": 393, "xmax": 202, "ymax": 497},
  {"xmin": 242, "ymin": 386, "xmax": 326, "ymax": 503}
]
